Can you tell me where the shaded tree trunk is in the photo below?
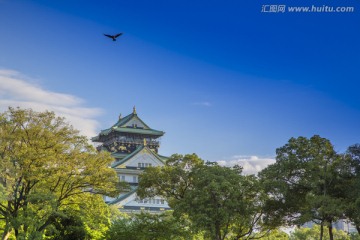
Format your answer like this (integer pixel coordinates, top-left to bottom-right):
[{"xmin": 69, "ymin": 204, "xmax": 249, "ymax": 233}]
[
  {"xmin": 215, "ymin": 223, "xmax": 222, "ymax": 240},
  {"xmin": 14, "ymin": 228, "xmax": 19, "ymax": 239},
  {"xmin": 2, "ymin": 232, "xmax": 11, "ymax": 240},
  {"xmin": 328, "ymin": 223, "xmax": 334, "ymax": 240},
  {"xmin": 1, "ymin": 227, "xmax": 11, "ymax": 240},
  {"xmin": 320, "ymin": 222, "xmax": 324, "ymax": 240},
  {"xmin": 356, "ymin": 225, "xmax": 360, "ymax": 235}
]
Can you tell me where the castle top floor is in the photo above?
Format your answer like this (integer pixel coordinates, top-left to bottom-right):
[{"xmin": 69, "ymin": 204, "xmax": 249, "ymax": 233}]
[{"xmin": 92, "ymin": 107, "xmax": 165, "ymax": 154}]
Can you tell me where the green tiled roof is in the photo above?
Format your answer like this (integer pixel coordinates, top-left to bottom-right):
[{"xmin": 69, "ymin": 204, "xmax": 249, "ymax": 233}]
[
  {"xmin": 111, "ymin": 145, "xmax": 166, "ymax": 168},
  {"xmin": 112, "ymin": 111, "xmax": 149, "ymax": 129},
  {"xmin": 111, "ymin": 145, "xmax": 144, "ymax": 168},
  {"xmin": 92, "ymin": 111, "xmax": 164, "ymax": 141},
  {"xmin": 109, "ymin": 188, "xmax": 137, "ymax": 205},
  {"xmin": 158, "ymin": 155, "xmax": 169, "ymax": 162},
  {"xmin": 111, "ymin": 152, "xmax": 129, "ymax": 159},
  {"xmin": 111, "ymin": 127, "xmax": 164, "ymax": 136}
]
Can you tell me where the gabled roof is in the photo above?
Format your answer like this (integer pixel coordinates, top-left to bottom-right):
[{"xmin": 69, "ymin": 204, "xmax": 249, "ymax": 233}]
[
  {"xmin": 111, "ymin": 144, "xmax": 166, "ymax": 168},
  {"xmin": 108, "ymin": 188, "xmax": 137, "ymax": 205},
  {"xmin": 111, "ymin": 152, "xmax": 129, "ymax": 160},
  {"xmin": 92, "ymin": 108, "xmax": 164, "ymax": 141},
  {"xmin": 112, "ymin": 108, "xmax": 150, "ymax": 129},
  {"xmin": 158, "ymin": 154, "xmax": 169, "ymax": 162}
]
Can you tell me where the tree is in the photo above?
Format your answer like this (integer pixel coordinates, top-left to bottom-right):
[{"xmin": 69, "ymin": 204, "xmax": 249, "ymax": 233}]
[
  {"xmin": 137, "ymin": 153, "xmax": 204, "ymax": 208},
  {"xmin": 138, "ymin": 154, "xmax": 270, "ymax": 240},
  {"xmin": 290, "ymin": 225, "xmax": 350, "ymax": 240},
  {"xmin": 45, "ymin": 210, "xmax": 87, "ymax": 240},
  {"xmin": 0, "ymin": 107, "xmax": 121, "ymax": 239},
  {"xmin": 262, "ymin": 229, "xmax": 289, "ymax": 240},
  {"xmin": 259, "ymin": 135, "xmax": 348, "ymax": 240},
  {"xmin": 181, "ymin": 163, "xmax": 269, "ymax": 240},
  {"xmin": 343, "ymin": 144, "xmax": 360, "ymax": 235},
  {"xmin": 106, "ymin": 212, "xmax": 193, "ymax": 240},
  {"xmin": 43, "ymin": 194, "xmax": 116, "ymax": 240}
]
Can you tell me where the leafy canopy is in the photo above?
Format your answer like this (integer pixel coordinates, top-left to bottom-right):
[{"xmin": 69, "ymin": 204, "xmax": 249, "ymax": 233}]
[
  {"xmin": 0, "ymin": 107, "xmax": 121, "ymax": 239},
  {"xmin": 138, "ymin": 154, "xmax": 271, "ymax": 240},
  {"xmin": 259, "ymin": 135, "xmax": 351, "ymax": 240}
]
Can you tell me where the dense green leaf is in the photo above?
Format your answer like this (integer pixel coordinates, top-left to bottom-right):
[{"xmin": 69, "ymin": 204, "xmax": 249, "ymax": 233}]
[{"xmin": 0, "ymin": 107, "xmax": 121, "ymax": 239}]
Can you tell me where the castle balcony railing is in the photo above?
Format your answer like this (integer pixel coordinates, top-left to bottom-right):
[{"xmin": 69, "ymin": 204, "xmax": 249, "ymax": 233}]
[{"xmin": 103, "ymin": 137, "xmax": 160, "ymax": 147}]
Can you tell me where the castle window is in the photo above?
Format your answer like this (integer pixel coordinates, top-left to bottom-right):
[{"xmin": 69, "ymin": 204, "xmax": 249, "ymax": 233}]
[
  {"xmin": 138, "ymin": 163, "xmax": 152, "ymax": 168},
  {"xmin": 120, "ymin": 175, "xmax": 125, "ymax": 181},
  {"xmin": 133, "ymin": 176, "xmax": 137, "ymax": 183}
]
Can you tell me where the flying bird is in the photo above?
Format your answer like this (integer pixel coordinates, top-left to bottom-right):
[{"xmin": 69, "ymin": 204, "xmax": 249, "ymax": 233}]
[{"xmin": 104, "ymin": 33, "xmax": 123, "ymax": 41}]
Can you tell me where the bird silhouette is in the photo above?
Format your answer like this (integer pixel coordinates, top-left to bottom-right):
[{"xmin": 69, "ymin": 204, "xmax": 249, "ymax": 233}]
[{"xmin": 104, "ymin": 33, "xmax": 123, "ymax": 41}]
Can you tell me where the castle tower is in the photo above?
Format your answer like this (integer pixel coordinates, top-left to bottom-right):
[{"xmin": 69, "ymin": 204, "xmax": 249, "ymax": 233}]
[
  {"xmin": 92, "ymin": 106, "xmax": 164, "ymax": 155},
  {"xmin": 92, "ymin": 108, "xmax": 170, "ymax": 212}
]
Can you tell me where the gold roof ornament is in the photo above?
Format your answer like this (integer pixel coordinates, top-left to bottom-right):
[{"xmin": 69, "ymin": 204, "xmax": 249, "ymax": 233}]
[
  {"xmin": 133, "ymin": 106, "xmax": 137, "ymax": 114},
  {"xmin": 143, "ymin": 138, "xmax": 147, "ymax": 146}
]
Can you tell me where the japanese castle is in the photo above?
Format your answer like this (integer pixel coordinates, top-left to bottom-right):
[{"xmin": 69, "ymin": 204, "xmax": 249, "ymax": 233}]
[{"xmin": 92, "ymin": 107, "xmax": 170, "ymax": 212}]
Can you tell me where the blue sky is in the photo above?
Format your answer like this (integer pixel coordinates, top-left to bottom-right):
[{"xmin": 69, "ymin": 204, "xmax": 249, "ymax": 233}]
[{"xmin": 0, "ymin": 0, "xmax": 359, "ymax": 172}]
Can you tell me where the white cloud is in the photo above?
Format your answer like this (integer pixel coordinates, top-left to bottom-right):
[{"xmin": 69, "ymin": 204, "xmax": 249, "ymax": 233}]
[
  {"xmin": 0, "ymin": 69, "xmax": 102, "ymax": 138},
  {"xmin": 217, "ymin": 155, "xmax": 275, "ymax": 175}
]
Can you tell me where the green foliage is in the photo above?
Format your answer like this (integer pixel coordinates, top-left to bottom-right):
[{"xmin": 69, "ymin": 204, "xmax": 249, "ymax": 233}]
[
  {"xmin": 349, "ymin": 232, "xmax": 360, "ymax": 240},
  {"xmin": 108, "ymin": 205, "xmax": 129, "ymax": 221},
  {"xmin": 78, "ymin": 194, "xmax": 112, "ymax": 239},
  {"xmin": 262, "ymin": 229, "xmax": 289, "ymax": 240},
  {"xmin": 290, "ymin": 225, "xmax": 350, "ymax": 240},
  {"xmin": 137, "ymin": 153, "xmax": 204, "ymax": 207},
  {"xmin": 344, "ymin": 144, "xmax": 360, "ymax": 234},
  {"xmin": 106, "ymin": 212, "xmax": 193, "ymax": 240},
  {"xmin": 138, "ymin": 154, "xmax": 271, "ymax": 240},
  {"xmin": 181, "ymin": 163, "xmax": 268, "ymax": 240},
  {"xmin": 259, "ymin": 135, "xmax": 349, "ymax": 235},
  {"xmin": 0, "ymin": 107, "xmax": 121, "ymax": 239},
  {"xmin": 45, "ymin": 211, "xmax": 87, "ymax": 240}
]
